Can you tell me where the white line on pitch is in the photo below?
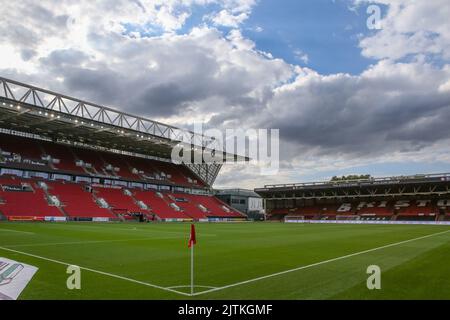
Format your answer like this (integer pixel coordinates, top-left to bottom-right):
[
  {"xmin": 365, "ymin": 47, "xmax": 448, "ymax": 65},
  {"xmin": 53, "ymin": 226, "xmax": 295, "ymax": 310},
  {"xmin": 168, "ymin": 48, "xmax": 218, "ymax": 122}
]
[
  {"xmin": 44, "ymin": 224, "xmax": 217, "ymax": 237},
  {"xmin": 0, "ymin": 246, "xmax": 190, "ymax": 297},
  {"xmin": 3, "ymin": 236, "xmax": 182, "ymax": 248},
  {"xmin": 192, "ymin": 229, "xmax": 450, "ymax": 296},
  {"xmin": 167, "ymin": 285, "xmax": 218, "ymax": 289},
  {"xmin": 0, "ymin": 228, "xmax": 35, "ymax": 235}
]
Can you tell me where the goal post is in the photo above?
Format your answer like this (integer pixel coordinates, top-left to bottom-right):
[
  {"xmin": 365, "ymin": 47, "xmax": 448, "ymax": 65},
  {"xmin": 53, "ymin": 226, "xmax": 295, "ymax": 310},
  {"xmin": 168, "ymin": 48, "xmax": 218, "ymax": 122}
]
[{"xmin": 284, "ymin": 215, "xmax": 305, "ymax": 223}]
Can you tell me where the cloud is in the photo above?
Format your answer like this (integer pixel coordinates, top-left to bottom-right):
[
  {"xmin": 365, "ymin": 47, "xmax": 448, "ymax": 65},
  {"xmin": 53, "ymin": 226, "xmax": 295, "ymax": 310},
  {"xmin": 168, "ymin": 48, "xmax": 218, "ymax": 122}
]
[
  {"xmin": 254, "ymin": 60, "xmax": 450, "ymax": 157},
  {"xmin": 209, "ymin": 9, "xmax": 249, "ymax": 28},
  {"xmin": 205, "ymin": 0, "xmax": 256, "ymax": 27},
  {"xmin": 355, "ymin": 0, "xmax": 450, "ymax": 61},
  {"xmin": 0, "ymin": 0, "xmax": 449, "ymax": 189},
  {"xmin": 293, "ymin": 49, "xmax": 309, "ymax": 64}
]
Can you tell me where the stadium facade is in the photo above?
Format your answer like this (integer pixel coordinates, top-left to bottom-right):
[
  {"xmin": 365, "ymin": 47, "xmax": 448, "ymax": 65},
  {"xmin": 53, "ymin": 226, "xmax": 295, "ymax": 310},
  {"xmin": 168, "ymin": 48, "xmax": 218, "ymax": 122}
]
[
  {"xmin": 215, "ymin": 189, "xmax": 264, "ymax": 220},
  {"xmin": 0, "ymin": 77, "xmax": 245, "ymax": 222},
  {"xmin": 255, "ymin": 173, "xmax": 450, "ymax": 222}
]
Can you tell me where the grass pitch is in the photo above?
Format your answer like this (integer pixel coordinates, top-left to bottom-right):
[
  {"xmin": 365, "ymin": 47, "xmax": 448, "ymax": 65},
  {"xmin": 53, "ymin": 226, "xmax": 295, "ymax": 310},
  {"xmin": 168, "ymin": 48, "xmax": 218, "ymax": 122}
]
[{"xmin": 0, "ymin": 222, "xmax": 449, "ymax": 300}]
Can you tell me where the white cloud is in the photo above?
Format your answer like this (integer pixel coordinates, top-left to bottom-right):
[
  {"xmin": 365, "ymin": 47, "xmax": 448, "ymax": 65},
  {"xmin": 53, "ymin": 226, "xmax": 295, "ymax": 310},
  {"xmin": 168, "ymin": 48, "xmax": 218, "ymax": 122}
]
[
  {"xmin": 206, "ymin": 0, "xmax": 257, "ymax": 27},
  {"xmin": 356, "ymin": 0, "xmax": 450, "ymax": 61},
  {"xmin": 210, "ymin": 9, "xmax": 249, "ymax": 28},
  {"xmin": 293, "ymin": 49, "xmax": 309, "ymax": 64}
]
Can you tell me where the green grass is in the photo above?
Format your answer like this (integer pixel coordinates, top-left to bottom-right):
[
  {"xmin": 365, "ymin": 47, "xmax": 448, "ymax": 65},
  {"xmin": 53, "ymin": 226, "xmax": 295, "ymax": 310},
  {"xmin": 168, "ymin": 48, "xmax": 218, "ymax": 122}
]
[{"xmin": 0, "ymin": 222, "xmax": 449, "ymax": 300}]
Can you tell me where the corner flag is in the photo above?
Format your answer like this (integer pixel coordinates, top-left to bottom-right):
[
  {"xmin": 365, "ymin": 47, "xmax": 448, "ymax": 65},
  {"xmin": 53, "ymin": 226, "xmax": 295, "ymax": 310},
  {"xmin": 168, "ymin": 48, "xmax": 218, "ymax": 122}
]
[
  {"xmin": 188, "ymin": 224, "xmax": 196, "ymax": 248},
  {"xmin": 188, "ymin": 224, "xmax": 196, "ymax": 294}
]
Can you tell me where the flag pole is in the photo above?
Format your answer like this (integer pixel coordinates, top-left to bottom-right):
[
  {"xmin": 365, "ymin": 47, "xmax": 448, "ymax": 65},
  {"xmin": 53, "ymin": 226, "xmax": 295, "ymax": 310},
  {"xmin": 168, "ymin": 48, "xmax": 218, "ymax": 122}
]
[
  {"xmin": 190, "ymin": 242, "xmax": 194, "ymax": 294},
  {"xmin": 188, "ymin": 223, "xmax": 196, "ymax": 295}
]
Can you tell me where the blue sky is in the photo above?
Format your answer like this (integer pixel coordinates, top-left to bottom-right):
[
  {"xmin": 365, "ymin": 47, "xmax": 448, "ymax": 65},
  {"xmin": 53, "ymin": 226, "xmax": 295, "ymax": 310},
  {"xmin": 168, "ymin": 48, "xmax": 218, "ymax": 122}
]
[
  {"xmin": 241, "ymin": 0, "xmax": 378, "ymax": 74},
  {"xmin": 125, "ymin": 0, "xmax": 382, "ymax": 74}
]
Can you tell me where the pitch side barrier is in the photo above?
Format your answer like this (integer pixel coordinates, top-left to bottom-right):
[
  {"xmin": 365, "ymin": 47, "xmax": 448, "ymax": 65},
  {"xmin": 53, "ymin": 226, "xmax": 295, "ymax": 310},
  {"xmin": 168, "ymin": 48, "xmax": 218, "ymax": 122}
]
[{"xmin": 284, "ymin": 219, "xmax": 450, "ymax": 226}]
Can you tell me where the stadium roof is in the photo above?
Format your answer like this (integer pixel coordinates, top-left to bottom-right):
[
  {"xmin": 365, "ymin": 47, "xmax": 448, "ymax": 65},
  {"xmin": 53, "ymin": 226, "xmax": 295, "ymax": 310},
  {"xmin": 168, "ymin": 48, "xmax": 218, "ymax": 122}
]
[
  {"xmin": 255, "ymin": 172, "xmax": 450, "ymax": 199},
  {"xmin": 216, "ymin": 188, "xmax": 261, "ymax": 198},
  {"xmin": 0, "ymin": 76, "xmax": 229, "ymax": 159},
  {"xmin": 0, "ymin": 76, "xmax": 245, "ymax": 186},
  {"xmin": 0, "ymin": 77, "xmax": 248, "ymax": 185}
]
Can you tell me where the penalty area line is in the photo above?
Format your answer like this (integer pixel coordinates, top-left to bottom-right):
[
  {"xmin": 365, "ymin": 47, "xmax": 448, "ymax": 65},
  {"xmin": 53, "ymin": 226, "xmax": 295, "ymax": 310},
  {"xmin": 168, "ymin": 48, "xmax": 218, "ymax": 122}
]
[
  {"xmin": 0, "ymin": 228, "xmax": 35, "ymax": 235},
  {"xmin": 167, "ymin": 285, "xmax": 218, "ymax": 289},
  {"xmin": 192, "ymin": 229, "xmax": 450, "ymax": 296},
  {"xmin": 3, "ymin": 236, "xmax": 184, "ymax": 248},
  {"xmin": 0, "ymin": 245, "xmax": 191, "ymax": 297}
]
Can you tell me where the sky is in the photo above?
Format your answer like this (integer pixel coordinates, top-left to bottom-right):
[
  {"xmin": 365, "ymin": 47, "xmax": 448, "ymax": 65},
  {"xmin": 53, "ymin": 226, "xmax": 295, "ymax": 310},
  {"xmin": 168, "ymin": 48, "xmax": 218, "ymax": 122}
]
[{"xmin": 0, "ymin": 0, "xmax": 449, "ymax": 189}]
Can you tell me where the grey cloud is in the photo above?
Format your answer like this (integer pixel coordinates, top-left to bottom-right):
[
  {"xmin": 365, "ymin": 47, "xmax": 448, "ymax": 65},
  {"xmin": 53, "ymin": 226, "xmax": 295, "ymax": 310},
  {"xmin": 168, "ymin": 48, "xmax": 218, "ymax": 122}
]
[
  {"xmin": 40, "ymin": 49, "xmax": 90, "ymax": 67},
  {"xmin": 249, "ymin": 65, "xmax": 450, "ymax": 160},
  {"xmin": 21, "ymin": 49, "xmax": 37, "ymax": 61}
]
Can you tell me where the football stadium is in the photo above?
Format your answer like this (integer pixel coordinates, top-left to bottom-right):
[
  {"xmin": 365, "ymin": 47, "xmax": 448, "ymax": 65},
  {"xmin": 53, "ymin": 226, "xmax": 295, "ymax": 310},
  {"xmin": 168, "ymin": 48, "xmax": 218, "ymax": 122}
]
[
  {"xmin": 0, "ymin": 77, "xmax": 449, "ymax": 301},
  {"xmin": 1, "ymin": 1, "xmax": 450, "ymax": 312}
]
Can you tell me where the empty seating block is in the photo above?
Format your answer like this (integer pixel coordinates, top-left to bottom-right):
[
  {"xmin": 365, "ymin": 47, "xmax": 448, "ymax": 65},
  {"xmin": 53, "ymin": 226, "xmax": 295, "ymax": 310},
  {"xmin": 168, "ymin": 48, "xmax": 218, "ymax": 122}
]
[
  {"xmin": 41, "ymin": 142, "xmax": 84, "ymax": 174},
  {"xmin": 93, "ymin": 186, "xmax": 144, "ymax": 214},
  {"xmin": 1, "ymin": 134, "xmax": 206, "ymax": 187},
  {"xmin": 48, "ymin": 181, "xmax": 115, "ymax": 218},
  {"xmin": 190, "ymin": 195, "xmax": 243, "ymax": 217},
  {"xmin": 0, "ymin": 134, "xmax": 43, "ymax": 159},
  {"xmin": 0, "ymin": 181, "xmax": 62, "ymax": 217},
  {"xmin": 358, "ymin": 202, "xmax": 394, "ymax": 216},
  {"xmin": 100, "ymin": 153, "xmax": 140, "ymax": 180},
  {"xmin": 134, "ymin": 190, "xmax": 190, "ymax": 219},
  {"xmin": 172, "ymin": 194, "xmax": 208, "ymax": 219},
  {"xmin": 72, "ymin": 147, "xmax": 107, "ymax": 175}
]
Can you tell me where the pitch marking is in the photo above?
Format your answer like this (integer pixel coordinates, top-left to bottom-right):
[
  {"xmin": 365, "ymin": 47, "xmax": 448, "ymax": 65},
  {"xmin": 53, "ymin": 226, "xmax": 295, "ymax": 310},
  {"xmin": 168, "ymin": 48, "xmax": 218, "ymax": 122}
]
[
  {"xmin": 43, "ymin": 224, "xmax": 217, "ymax": 237},
  {"xmin": 0, "ymin": 228, "xmax": 35, "ymax": 235},
  {"xmin": 167, "ymin": 285, "xmax": 218, "ymax": 289},
  {"xmin": 4, "ymin": 237, "xmax": 183, "ymax": 248},
  {"xmin": 0, "ymin": 245, "xmax": 190, "ymax": 297},
  {"xmin": 191, "ymin": 229, "xmax": 450, "ymax": 296},
  {"xmin": 0, "ymin": 229, "xmax": 448, "ymax": 297}
]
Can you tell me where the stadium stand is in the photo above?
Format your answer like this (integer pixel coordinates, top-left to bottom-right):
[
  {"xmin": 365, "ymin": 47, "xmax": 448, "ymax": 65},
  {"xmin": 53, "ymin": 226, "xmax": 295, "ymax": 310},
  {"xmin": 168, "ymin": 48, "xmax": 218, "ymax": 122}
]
[
  {"xmin": 2, "ymin": 175, "xmax": 245, "ymax": 221},
  {"xmin": 72, "ymin": 147, "xmax": 110, "ymax": 176},
  {"xmin": 0, "ymin": 77, "xmax": 246, "ymax": 222},
  {"xmin": 172, "ymin": 193, "xmax": 208, "ymax": 219},
  {"xmin": 133, "ymin": 190, "xmax": 190, "ymax": 219},
  {"xmin": 46, "ymin": 181, "xmax": 116, "ymax": 219},
  {"xmin": 99, "ymin": 153, "xmax": 140, "ymax": 180},
  {"xmin": 1, "ymin": 132, "xmax": 206, "ymax": 187},
  {"xmin": 357, "ymin": 201, "xmax": 394, "ymax": 218},
  {"xmin": 191, "ymin": 194, "xmax": 243, "ymax": 217},
  {"xmin": 0, "ymin": 134, "xmax": 43, "ymax": 160},
  {"xmin": 396, "ymin": 200, "xmax": 438, "ymax": 221},
  {"xmin": 0, "ymin": 176, "xmax": 63, "ymax": 219},
  {"xmin": 92, "ymin": 185, "xmax": 145, "ymax": 215},
  {"xmin": 263, "ymin": 200, "xmax": 447, "ymax": 222},
  {"xmin": 41, "ymin": 141, "xmax": 85, "ymax": 174},
  {"xmin": 267, "ymin": 208, "xmax": 290, "ymax": 220},
  {"xmin": 256, "ymin": 173, "xmax": 450, "ymax": 222}
]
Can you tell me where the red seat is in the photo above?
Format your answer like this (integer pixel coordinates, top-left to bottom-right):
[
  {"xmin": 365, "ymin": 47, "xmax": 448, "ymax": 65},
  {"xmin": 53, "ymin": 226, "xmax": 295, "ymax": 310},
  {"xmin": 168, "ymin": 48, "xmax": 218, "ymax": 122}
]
[
  {"xmin": 0, "ymin": 181, "xmax": 63, "ymax": 217},
  {"xmin": 41, "ymin": 142, "xmax": 84, "ymax": 174},
  {"xmin": 358, "ymin": 202, "xmax": 394, "ymax": 216},
  {"xmin": 398, "ymin": 202, "xmax": 437, "ymax": 216},
  {"xmin": 189, "ymin": 194, "xmax": 243, "ymax": 217},
  {"xmin": 134, "ymin": 190, "xmax": 191, "ymax": 219},
  {"xmin": 93, "ymin": 186, "xmax": 145, "ymax": 214},
  {"xmin": 47, "ymin": 181, "xmax": 115, "ymax": 218},
  {"xmin": 0, "ymin": 133, "xmax": 43, "ymax": 160}
]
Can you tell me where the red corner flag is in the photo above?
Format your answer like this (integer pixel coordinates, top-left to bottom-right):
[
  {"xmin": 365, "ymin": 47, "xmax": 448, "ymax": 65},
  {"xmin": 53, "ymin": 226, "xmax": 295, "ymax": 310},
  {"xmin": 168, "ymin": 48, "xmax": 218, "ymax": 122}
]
[{"xmin": 188, "ymin": 224, "xmax": 196, "ymax": 248}]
